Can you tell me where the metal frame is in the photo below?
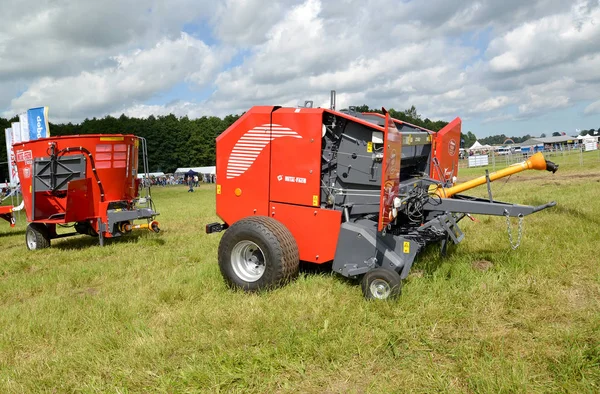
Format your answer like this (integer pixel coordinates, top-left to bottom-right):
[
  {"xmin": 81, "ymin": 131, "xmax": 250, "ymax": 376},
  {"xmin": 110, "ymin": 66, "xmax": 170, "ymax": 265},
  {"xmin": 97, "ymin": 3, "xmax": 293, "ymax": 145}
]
[
  {"xmin": 31, "ymin": 154, "xmax": 87, "ymax": 221},
  {"xmin": 135, "ymin": 137, "xmax": 155, "ymax": 213}
]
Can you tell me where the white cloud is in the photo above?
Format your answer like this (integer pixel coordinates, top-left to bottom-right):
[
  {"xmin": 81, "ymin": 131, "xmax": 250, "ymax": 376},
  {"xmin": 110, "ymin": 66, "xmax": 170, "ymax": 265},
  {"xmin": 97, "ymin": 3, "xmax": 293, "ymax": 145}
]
[
  {"xmin": 584, "ymin": 100, "xmax": 600, "ymax": 115},
  {"xmin": 211, "ymin": 0, "xmax": 303, "ymax": 46},
  {"xmin": 472, "ymin": 96, "xmax": 515, "ymax": 113},
  {"xmin": 1, "ymin": 0, "xmax": 600, "ymax": 135},
  {"xmin": 482, "ymin": 114, "xmax": 517, "ymax": 124},
  {"xmin": 6, "ymin": 33, "xmax": 232, "ymax": 121},
  {"xmin": 518, "ymin": 95, "xmax": 570, "ymax": 116},
  {"xmin": 516, "ymin": 78, "xmax": 576, "ymax": 116},
  {"xmin": 206, "ymin": 0, "xmax": 479, "ymax": 119},
  {"xmin": 0, "ymin": 0, "xmax": 216, "ymax": 82},
  {"xmin": 201, "ymin": 0, "xmax": 600, "ymax": 125},
  {"xmin": 487, "ymin": 2, "xmax": 600, "ymax": 74}
]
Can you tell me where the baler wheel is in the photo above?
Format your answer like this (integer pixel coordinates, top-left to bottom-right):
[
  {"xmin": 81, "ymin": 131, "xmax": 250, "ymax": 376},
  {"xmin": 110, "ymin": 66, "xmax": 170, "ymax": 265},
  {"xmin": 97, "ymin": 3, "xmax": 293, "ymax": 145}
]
[
  {"xmin": 26, "ymin": 223, "xmax": 51, "ymax": 250},
  {"xmin": 218, "ymin": 216, "xmax": 299, "ymax": 292},
  {"xmin": 361, "ymin": 268, "xmax": 402, "ymax": 300}
]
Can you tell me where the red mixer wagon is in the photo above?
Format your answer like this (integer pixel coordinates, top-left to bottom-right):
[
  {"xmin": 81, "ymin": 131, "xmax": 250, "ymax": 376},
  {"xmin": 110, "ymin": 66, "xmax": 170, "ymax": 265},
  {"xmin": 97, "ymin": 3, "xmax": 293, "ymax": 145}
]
[{"xmin": 12, "ymin": 134, "xmax": 160, "ymax": 250}]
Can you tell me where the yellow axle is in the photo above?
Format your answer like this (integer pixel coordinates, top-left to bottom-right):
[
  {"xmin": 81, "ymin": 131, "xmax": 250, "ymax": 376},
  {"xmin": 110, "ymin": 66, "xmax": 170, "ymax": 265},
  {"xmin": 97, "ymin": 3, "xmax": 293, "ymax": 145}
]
[{"xmin": 434, "ymin": 152, "xmax": 558, "ymax": 198}]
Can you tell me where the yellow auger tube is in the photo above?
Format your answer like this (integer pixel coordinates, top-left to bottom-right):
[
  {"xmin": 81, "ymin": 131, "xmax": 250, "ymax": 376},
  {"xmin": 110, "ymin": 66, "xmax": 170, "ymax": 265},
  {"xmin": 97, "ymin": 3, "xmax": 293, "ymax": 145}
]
[
  {"xmin": 119, "ymin": 221, "xmax": 161, "ymax": 233},
  {"xmin": 434, "ymin": 152, "xmax": 557, "ymax": 198}
]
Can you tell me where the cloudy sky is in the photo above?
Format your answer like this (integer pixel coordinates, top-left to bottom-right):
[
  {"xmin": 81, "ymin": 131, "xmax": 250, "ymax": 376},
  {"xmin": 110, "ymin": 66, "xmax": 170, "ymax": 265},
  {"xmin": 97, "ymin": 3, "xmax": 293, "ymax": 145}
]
[{"xmin": 1, "ymin": 0, "xmax": 599, "ymax": 137}]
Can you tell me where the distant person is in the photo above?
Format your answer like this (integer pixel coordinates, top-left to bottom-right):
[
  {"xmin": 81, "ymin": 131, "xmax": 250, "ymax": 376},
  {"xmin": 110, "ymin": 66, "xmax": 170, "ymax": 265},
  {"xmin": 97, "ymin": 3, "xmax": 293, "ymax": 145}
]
[{"xmin": 188, "ymin": 176, "xmax": 194, "ymax": 192}]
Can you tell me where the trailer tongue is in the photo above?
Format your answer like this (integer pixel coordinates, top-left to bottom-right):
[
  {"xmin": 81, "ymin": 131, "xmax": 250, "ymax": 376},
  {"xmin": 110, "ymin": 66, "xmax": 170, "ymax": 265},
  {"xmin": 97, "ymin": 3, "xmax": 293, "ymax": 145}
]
[{"xmin": 206, "ymin": 105, "xmax": 557, "ymax": 300}]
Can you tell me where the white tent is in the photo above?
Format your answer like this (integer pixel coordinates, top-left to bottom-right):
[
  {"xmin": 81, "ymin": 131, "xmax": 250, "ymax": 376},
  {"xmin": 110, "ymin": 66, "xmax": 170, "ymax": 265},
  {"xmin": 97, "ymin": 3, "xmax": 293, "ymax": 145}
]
[
  {"xmin": 174, "ymin": 166, "xmax": 216, "ymax": 175},
  {"xmin": 577, "ymin": 135, "xmax": 598, "ymax": 143},
  {"xmin": 468, "ymin": 141, "xmax": 483, "ymax": 150},
  {"xmin": 137, "ymin": 172, "xmax": 165, "ymax": 179}
]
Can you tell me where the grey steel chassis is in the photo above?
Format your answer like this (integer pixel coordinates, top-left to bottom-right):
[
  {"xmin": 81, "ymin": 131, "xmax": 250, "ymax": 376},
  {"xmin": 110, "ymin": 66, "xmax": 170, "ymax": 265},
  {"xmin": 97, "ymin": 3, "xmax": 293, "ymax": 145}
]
[{"xmin": 333, "ymin": 196, "xmax": 557, "ymax": 282}]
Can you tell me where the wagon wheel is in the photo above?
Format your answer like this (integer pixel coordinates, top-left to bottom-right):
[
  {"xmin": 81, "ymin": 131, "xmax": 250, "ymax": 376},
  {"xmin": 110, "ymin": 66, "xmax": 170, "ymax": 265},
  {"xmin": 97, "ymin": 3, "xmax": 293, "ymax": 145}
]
[
  {"xmin": 26, "ymin": 223, "xmax": 51, "ymax": 250},
  {"xmin": 217, "ymin": 216, "xmax": 299, "ymax": 292},
  {"xmin": 361, "ymin": 268, "xmax": 402, "ymax": 300}
]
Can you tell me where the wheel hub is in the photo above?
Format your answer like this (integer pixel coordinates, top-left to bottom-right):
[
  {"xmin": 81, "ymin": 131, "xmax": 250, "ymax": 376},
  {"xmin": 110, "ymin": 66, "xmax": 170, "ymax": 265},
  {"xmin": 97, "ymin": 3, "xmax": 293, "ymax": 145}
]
[
  {"xmin": 231, "ymin": 240, "xmax": 266, "ymax": 282},
  {"xmin": 370, "ymin": 279, "xmax": 391, "ymax": 299}
]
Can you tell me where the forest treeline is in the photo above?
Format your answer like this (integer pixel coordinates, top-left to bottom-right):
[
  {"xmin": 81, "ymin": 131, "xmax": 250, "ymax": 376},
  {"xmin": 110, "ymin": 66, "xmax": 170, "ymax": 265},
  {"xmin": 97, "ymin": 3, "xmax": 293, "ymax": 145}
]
[{"xmin": 2, "ymin": 105, "xmax": 591, "ymax": 181}]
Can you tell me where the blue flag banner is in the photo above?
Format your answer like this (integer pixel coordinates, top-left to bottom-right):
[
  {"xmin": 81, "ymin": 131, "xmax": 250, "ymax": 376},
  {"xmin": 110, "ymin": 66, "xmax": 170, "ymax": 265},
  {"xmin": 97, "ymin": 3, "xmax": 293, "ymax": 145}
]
[{"xmin": 27, "ymin": 107, "xmax": 50, "ymax": 140}]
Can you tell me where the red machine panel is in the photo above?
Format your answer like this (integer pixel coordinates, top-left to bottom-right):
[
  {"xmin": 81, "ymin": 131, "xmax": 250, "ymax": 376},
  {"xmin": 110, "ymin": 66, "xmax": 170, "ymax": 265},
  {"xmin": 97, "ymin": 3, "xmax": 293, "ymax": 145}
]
[
  {"xmin": 64, "ymin": 178, "xmax": 97, "ymax": 223},
  {"xmin": 269, "ymin": 108, "xmax": 323, "ymax": 207},
  {"xmin": 269, "ymin": 202, "xmax": 342, "ymax": 263},
  {"xmin": 378, "ymin": 113, "xmax": 403, "ymax": 232},
  {"xmin": 430, "ymin": 117, "xmax": 461, "ymax": 183},
  {"xmin": 215, "ymin": 106, "xmax": 277, "ymax": 226}
]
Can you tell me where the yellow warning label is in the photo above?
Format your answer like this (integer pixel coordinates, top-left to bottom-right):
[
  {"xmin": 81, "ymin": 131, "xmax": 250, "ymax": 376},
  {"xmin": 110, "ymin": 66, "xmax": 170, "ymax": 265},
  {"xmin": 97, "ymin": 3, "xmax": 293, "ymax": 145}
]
[
  {"xmin": 367, "ymin": 142, "xmax": 373, "ymax": 153},
  {"xmin": 216, "ymin": 185, "xmax": 222, "ymax": 195},
  {"xmin": 100, "ymin": 136, "xmax": 125, "ymax": 141},
  {"xmin": 403, "ymin": 241, "xmax": 410, "ymax": 254},
  {"xmin": 312, "ymin": 195, "xmax": 319, "ymax": 206}
]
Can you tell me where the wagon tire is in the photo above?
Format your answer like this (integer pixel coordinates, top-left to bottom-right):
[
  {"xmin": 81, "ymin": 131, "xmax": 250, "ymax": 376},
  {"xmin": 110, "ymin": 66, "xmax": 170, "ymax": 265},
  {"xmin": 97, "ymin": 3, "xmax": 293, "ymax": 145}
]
[
  {"xmin": 26, "ymin": 223, "xmax": 51, "ymax": 250},
  {"xmin": 361, "ymin": 268, "xmax": 402, "ymax": 301},
  {"xmin": 218, "ymin": 216, "xmax": 299, "ymax": 292}
]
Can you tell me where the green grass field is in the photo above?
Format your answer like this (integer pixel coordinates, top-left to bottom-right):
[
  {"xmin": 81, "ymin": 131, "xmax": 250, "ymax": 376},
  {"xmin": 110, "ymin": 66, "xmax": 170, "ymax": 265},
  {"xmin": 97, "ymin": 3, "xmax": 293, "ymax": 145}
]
[{"xmin": 1, "ymin": 152, "xmax": 599, "ymax": 393}]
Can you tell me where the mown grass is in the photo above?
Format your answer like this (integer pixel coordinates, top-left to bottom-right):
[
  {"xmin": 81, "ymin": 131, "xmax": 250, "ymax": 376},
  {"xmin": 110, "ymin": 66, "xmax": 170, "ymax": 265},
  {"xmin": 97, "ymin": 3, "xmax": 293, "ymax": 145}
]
[{"xmin": 1, "ymin": 151, "xmax": 599, "ymax": 393}]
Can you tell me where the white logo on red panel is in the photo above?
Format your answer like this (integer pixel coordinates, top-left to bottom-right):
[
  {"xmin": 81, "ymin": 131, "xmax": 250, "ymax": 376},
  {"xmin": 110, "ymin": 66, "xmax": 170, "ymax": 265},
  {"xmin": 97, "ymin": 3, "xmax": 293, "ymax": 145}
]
[
  {"xmin": 448, "ymin": 139, "xmax": 457, "ymax": 156},
  {"xmin": 277, "ymin": 175, "xmax": 306, "ymax": 183},
  {"xmin": 226, "ymin": 124, "xmax": 302, "ymax": 179}
]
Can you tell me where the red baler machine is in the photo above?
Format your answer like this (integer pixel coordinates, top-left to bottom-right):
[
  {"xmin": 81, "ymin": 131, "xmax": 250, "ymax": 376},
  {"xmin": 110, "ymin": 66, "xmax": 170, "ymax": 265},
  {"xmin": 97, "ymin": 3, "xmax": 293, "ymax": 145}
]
[{"xmin": 207, "ymin": 105, "xmax": 557, "ymax": 300}]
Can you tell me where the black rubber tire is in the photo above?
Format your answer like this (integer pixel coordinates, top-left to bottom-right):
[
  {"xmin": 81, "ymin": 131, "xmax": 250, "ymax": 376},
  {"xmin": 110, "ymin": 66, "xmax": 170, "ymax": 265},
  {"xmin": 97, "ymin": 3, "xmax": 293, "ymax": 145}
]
[
  {"xmin": 361, "ymin": 268, "xmax": 402, "ymax": 300},
  {"xmin": 26, "ymin": 223, "xmax": 51, "ymax": 250},
  {"xmin": 218, "ymin": 216, "xmax": 299, "ymax": 292}
]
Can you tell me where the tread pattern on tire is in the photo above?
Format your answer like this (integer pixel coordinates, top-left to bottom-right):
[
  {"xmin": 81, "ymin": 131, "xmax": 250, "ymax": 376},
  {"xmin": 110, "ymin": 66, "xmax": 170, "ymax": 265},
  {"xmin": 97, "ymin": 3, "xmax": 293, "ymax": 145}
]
[
  {"xmin": 242, "ymin": 216, "xmax": 299, "ymax": 281},
  {"xmin": 218, "ymin": 216, "xmax": 299, "ymax": 291},
  {"xmin": 27, "ymin": 223, "xmax": 51, "ymax": 250}
]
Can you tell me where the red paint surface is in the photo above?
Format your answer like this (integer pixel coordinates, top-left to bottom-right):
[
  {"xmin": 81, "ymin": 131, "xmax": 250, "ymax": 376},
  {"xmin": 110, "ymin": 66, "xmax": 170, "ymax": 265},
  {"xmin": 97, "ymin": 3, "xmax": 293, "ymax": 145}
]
[{"xmin": 430, "ymin": 117, "xmax": 462, "ymax": 183}]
